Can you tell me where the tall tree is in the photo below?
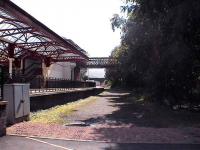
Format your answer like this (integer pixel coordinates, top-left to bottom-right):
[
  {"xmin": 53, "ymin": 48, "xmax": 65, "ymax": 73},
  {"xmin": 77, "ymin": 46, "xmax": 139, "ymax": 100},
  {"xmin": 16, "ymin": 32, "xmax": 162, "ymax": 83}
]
[{"xmin": 106, "ymin": 0, "xmax": 200, "ymax": 105}]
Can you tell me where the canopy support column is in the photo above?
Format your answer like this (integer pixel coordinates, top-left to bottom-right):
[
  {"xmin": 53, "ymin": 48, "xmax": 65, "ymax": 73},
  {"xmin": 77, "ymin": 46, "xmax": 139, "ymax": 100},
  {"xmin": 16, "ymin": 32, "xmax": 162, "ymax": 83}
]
[
  {"xmin": 42, "ymin": 57, "xmax": 51, "ymax": 88},
  {"xmin": 8, "ymin": 58, "xmax": 14, "ymax": 79},
  {"xmin": 8, "ymin": 44, "xmax": 15, "ymax": 79}
]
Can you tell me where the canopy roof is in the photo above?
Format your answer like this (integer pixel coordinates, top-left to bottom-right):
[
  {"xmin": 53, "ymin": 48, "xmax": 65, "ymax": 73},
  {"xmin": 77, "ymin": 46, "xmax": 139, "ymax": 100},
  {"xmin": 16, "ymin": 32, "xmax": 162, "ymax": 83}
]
[{"xmin": 0, "ymin": 0, "xmax": 88, "ymax": 65}]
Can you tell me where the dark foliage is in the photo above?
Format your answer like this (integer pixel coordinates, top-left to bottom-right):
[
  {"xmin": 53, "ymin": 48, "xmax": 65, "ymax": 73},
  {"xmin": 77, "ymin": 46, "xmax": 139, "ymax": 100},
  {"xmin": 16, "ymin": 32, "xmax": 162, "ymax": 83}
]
[{"xmin": 106, "ymin": 0, "xmax": 200, "ymax": 105}]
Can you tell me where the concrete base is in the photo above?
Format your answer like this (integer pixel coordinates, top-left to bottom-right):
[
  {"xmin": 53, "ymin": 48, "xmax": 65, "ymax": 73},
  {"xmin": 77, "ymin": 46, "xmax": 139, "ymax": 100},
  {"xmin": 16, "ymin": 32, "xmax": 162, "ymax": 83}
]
[
  {"xmin": 30, "ymin": 88, "xmax": 104, "ymax": 111},
  {"xmin": 0, "ymin": 101, "xmax": 7, "ymax": 137},
  {"xmin": 12, "ymin": 115, "xmax": 30, "ymax": 125}
]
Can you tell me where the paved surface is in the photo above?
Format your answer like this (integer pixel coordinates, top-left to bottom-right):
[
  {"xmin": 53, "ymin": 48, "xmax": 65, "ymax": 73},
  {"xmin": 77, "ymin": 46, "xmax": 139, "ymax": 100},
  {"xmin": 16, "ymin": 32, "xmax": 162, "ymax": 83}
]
[
  {"xmin": 8, "ymin": 90, "xmax": 200, "ymax": 143},
  {"xmin": 64, "ymin": 91, "xmax": 125, "ymax": 123},
  {"xmin": 6, "ymin": 89, "xmax": 200, "ymax": 149},
  {"xmin": 1, "ymin": 135, "xmax": 200, "ymax": 150}
]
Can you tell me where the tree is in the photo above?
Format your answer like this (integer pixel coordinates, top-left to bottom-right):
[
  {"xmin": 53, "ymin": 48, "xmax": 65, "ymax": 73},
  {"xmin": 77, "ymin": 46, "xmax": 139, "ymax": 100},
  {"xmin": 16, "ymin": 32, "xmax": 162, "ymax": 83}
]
[{"xmin": 106, "ymin": 0, "xmax": 200, "ymax": 105}]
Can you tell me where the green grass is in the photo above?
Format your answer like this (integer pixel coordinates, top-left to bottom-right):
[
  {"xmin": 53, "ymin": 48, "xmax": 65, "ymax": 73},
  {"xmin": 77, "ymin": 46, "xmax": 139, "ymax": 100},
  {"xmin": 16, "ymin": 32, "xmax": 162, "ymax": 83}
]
[{"xmin": 30, "ymin": 96, "xmax": 98, "ymax": 124}]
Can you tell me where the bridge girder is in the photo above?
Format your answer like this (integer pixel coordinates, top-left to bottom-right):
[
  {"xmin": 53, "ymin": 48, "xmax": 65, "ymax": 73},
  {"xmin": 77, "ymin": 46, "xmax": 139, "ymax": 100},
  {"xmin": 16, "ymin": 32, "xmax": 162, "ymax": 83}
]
[{"xmin": 87, "ymin": 57, "xmax": 118, "ymax": 68}]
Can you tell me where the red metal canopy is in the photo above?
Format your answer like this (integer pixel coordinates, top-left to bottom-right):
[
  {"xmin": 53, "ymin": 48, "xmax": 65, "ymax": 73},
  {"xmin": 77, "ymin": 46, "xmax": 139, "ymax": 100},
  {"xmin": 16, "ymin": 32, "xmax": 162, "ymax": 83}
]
[{"xmin": 0, "ymin": 0, "xmax": 88, "ymax": 65}]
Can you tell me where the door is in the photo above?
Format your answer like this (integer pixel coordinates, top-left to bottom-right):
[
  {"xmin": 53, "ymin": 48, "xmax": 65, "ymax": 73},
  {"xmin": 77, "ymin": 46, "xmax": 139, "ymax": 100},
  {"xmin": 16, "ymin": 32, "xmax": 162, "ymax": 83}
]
[
  {"xmin": 14, "ymin": 85, "xmax": 24, "ymax": 118},
  {"xmin": 22, "ymin": 84, "xmax": 30, "ymax": 116},
  {"xmin": 14, "ymin": 84, "xmax": 30, "ymax": 118}
]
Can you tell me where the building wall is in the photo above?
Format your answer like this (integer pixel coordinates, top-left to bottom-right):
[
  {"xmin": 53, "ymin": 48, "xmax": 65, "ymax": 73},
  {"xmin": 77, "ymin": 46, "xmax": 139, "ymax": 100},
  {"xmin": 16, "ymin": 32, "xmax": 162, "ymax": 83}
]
[
  {"xmin": 23, "ymin": 58, "xmax": 85, "ymax": 81},
  {"xmin": 48, "ymin": 62, "xmax": 76, "ymax": 80},
  {"xmin": 23, "ymin": 58, "xmax": 42, "ymax": 74},
  {"xmin": 24, "ymin": 58, "xmax": 41, "ymax": 69}
]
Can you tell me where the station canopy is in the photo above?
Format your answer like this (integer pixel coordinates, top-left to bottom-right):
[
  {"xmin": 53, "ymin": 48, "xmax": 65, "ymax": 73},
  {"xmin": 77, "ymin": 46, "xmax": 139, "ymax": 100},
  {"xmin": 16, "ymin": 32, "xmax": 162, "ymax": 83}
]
[{"xmin": 0, "ymin": 0, "xmax": 88, "ymax": 66}]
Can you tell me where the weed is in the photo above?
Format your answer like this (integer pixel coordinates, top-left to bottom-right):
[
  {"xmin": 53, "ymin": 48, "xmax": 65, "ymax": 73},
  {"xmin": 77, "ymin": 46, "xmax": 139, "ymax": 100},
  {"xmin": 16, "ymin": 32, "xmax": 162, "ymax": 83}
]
[{"xmin": 30, "ymin": 96, "xmax": 97, "ymax": 124}]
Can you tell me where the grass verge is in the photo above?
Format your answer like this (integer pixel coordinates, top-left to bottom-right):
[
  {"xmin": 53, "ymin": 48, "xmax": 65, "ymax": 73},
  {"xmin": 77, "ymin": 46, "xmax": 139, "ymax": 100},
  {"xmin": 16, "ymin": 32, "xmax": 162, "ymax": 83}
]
[{"xmin": 30, "ymin": 96, "xmax": 98, "ymax": 124}]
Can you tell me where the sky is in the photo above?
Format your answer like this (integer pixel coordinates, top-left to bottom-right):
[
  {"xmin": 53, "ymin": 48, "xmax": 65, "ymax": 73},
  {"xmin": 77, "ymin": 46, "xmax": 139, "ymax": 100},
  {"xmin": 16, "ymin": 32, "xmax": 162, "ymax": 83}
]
[{"xmin": 11, "ymin": 0, "xmax": 122, "ymax": 78}]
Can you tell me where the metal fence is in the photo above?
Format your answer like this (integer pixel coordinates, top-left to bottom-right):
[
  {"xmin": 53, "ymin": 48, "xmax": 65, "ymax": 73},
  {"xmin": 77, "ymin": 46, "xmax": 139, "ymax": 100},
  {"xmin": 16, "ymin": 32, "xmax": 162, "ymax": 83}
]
[
  {"xmin": 0, "ymin": 65, "xmax": 96, "ymax": 98},
  {"xmin": 29, "ymin": 87, "xmax": 94, "ymax": 95}
]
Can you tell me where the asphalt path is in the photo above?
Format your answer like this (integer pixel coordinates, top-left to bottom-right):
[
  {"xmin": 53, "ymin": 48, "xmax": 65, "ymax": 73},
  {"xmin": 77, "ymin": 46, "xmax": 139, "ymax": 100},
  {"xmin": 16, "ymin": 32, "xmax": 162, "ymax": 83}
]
[{"xmin": 1, "ymin": 135, "xmax": 200, "ymax": 150}]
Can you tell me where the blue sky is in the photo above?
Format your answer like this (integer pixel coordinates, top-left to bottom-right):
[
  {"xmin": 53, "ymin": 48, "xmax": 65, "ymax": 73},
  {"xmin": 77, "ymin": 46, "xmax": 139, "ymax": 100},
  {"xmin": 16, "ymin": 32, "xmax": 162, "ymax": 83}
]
[{"xmin": 11, "ymin": 0, "xmax": 122, "ymax": 78}]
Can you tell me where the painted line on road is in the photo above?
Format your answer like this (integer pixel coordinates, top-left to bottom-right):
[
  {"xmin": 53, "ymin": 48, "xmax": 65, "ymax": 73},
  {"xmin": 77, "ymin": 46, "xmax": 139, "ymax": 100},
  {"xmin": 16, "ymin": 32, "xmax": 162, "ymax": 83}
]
[
  {"xmin": 8, "ymin": 134, "xmax": 110, "ymax": 143},
  {"xmin": 26, "ymin": 137, "xmax": 74, "ymax": 150}
]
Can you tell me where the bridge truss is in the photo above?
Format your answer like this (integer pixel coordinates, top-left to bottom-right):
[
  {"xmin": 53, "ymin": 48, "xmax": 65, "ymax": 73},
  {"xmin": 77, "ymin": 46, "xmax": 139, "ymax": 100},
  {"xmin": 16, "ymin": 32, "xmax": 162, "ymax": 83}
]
[{"xmin": 87, "ymin": 57, "xmax": 117, "ymax": 68}]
